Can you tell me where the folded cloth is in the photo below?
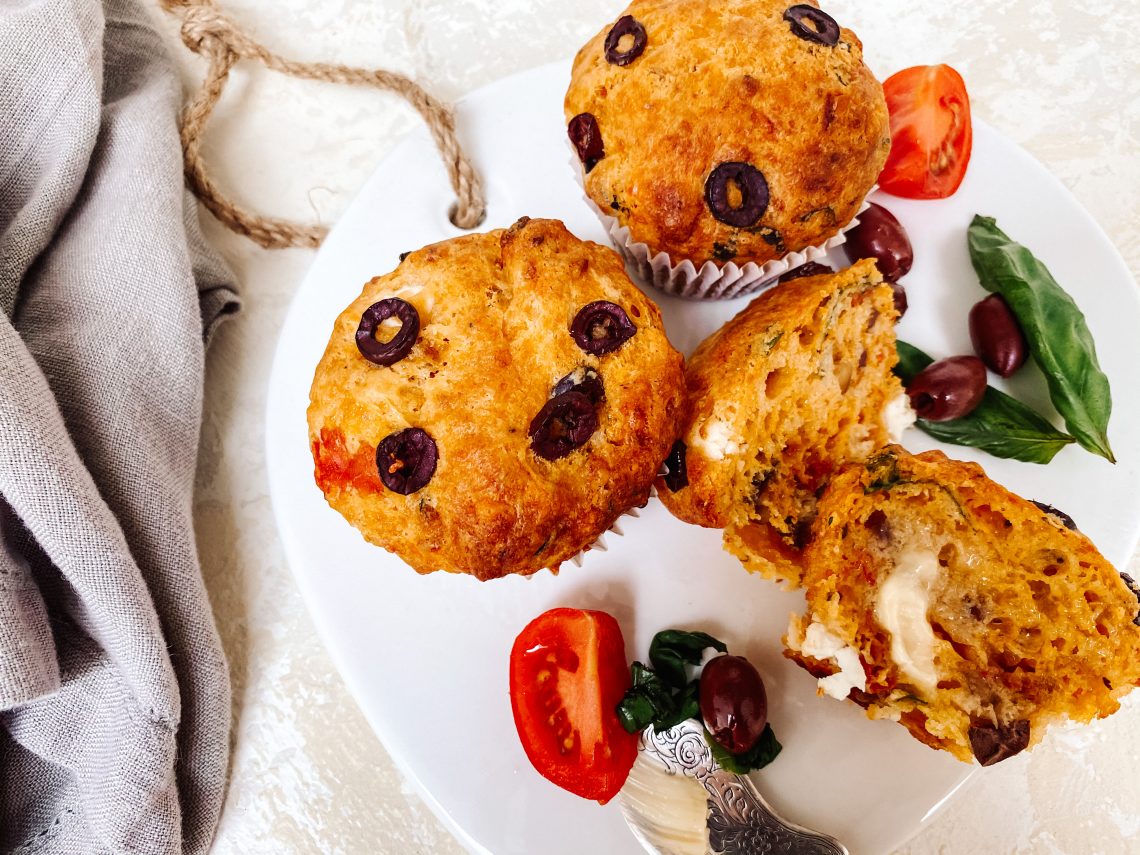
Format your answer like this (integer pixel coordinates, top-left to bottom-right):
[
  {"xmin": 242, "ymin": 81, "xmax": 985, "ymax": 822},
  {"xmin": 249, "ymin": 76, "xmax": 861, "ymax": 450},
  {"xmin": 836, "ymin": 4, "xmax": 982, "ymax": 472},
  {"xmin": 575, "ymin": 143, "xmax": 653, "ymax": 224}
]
[{"xmin": 0, "ymin": 0, "xmax": 238, "ymax": 850}]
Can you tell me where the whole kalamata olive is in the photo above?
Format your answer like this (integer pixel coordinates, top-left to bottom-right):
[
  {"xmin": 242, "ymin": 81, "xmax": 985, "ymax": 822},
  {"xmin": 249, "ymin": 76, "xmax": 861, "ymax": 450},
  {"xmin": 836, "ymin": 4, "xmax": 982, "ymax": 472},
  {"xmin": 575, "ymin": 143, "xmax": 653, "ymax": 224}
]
[
  {"xmin": 905, "ymin": 355, "xmax": 987, "ymax": 421},
  {"xmin": 842, "ymin": 202, "xmax": 913, "ymax": 283},
  {"xmin": 699, "ymin": 654, "xmax": 768, "ymax": 756},
  {"xmin": 969, "ymin": 294, "xmax": 1028, "ymax": 378}
]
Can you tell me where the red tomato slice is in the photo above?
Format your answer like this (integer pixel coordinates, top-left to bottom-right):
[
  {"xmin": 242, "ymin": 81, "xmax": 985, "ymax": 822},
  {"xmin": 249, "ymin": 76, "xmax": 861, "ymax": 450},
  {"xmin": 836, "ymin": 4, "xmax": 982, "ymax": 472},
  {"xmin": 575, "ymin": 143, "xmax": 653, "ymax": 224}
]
[
  {"xmin": 509, "ymin": 608, "xmax": 638, "ymax": 803},
  {"xmin": 879, "ymin": 64, "xmax": 973, "ymax": 199}
]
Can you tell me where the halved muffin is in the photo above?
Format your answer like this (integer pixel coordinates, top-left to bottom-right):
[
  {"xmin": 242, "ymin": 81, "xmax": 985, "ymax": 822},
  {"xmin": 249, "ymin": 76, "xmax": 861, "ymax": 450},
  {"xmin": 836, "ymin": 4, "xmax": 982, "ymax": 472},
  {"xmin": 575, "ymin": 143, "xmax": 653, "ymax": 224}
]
[
  {"xmin": 658, "ymin": 259, "xmax": 910, "ymax": 586},
  {"xmin": 786, "ymin": 446, "xmax": 1140, "ymax": 764}
]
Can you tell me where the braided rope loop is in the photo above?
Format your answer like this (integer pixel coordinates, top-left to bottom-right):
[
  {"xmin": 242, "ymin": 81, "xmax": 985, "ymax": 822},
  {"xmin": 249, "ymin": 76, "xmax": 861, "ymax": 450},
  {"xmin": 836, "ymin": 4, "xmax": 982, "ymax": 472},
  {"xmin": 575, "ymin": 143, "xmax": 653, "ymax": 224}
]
[{"xmin": 162, "ymin": 0, "xmax": 487, "ymax": 249}]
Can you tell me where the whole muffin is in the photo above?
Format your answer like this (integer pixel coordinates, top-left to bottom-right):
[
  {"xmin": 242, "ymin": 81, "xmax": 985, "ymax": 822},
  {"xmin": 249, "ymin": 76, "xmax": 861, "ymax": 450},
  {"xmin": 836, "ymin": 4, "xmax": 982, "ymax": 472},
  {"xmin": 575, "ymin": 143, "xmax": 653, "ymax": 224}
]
[
  {"xmin": 565, "ymin": 0, "xmax": 890, "ymax": 269},
  {"xmin": 786, "ymin": 447, "xmax": 1140, "ymax": 765},
  {"xmin": 308, "ymin": 218, "xmax": 686, "ymax": 581},
  {"xmin": 657, "ymin": 259, "xmax": 908, "ymax": 586}
]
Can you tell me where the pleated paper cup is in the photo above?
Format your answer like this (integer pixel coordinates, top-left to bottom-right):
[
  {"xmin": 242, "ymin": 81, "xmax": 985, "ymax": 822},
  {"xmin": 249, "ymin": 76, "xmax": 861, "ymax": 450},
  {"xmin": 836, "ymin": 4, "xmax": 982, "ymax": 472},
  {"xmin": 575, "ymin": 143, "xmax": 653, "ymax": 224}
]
[
  {"xmin": 566, "ymin": 501, "xmax": 644, "ymax": 569},
  {"xmin": 569, "ymin": 148, "xmax": 873, "ymax": 300},
  {"xmin": 594, "ymin": 193, "xmax": 873, "ymax": 301}
]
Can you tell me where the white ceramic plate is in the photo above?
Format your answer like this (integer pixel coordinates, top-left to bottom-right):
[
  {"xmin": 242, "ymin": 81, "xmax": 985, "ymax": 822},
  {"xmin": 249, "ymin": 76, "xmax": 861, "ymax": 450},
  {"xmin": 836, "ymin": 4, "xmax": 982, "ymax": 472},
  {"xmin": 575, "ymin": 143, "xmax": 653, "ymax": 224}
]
[{"xmin": 265, "ymin": 60, "xmax": 1140, "ymax": 855}]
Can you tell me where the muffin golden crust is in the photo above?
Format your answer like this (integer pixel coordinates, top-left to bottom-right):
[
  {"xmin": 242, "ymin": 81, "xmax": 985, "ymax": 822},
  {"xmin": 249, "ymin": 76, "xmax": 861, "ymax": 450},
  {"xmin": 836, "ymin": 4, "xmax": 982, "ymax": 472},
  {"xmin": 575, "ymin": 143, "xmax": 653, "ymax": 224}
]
[
  {"xmin": 308, "ymin": 218, "xmax": 686, "ymax": 581},
  {"xmin": 657, "ymin": 259, "xmax": 906, "ymax": 585},
  {"xmin": 787, "ymin": 446, "xmax": 1140, "ymax": 764},
  {"xmin": 565, "ymin": 0, "xmax": 890, "ymax": 267}
]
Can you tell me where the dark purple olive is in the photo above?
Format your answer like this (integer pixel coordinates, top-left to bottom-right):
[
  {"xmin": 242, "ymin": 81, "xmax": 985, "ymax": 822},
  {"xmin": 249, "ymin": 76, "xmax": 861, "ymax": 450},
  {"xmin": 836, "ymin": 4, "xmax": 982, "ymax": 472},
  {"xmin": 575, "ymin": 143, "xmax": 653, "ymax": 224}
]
[
  {"xmin": 700, "ymin": 655, "xmax": 768, "ymax": 755},
  {"xmin": 604, "ymin": 15, "xmax": 647, "ymax": 66},
  {"xmin": 891, "ymin": 282, "xmax": 908, "ymax": 317},
  {"xmin": 969, "ymin": 294, "xmax": 1028, "ymax": 378},
  {"xmin": 864, "ymin": 508, "xmax": 891, "ymax": 541},
  {"xmin": 778, "ymin": 261, "xmax": 833, "ymax": 283},
  {"xmin": 705, "ymin": 162, "xmax": 770, "ymax": 228},
  {"xmin": 968, "ymin": 719, "xmax": 1030, "ymax": 766},
  {"xmin": 356, "ymin": 298, "xmax": 420, "ymax": 366},
  {"xmin": 570, "ymin": 301, "xmax": 636, "ymax": 355},
  {"xmin": 905, "ymin": 356, "xmax": 987, "ymax": 421},
  {"xmin": 1031, "ymin": 501, "xmax": 1077, "ymax": 531},
  {"xmin": 783, "ymin": 4, "xmax": 840, "ymax": 47},
  {"xmin": 375, "ymin": 428, "xmax": 438, "ymax": 494},
  {"xmin": 568, "ymin": 113, "xmax": 604, "ymax": 173},
  {"xmin": 529, "ymin": 391, "xmax": 598, "ymax": 460},
  {"xmin": 552, "ymin": 367, "xmax": 605, "ymax": 406},
  {"xmin": 662, "ymin": 440, "xmax": 688, "ymax": 492},
  {"xmin": 842, "ymin": 202, "xmax": 913, "ymax": 283}
]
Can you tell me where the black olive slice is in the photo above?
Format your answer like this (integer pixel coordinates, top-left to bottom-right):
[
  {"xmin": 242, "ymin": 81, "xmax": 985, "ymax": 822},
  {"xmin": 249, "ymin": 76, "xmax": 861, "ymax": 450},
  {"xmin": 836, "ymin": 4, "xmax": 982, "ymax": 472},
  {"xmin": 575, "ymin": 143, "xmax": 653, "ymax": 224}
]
[
  {"xmin": 778, "ymin": 261, "xmax": 833, "ymax": 283},
  {"xmin": 376, "ymin": 428, "xmax": 438, "ymax": 494},
  {"xmin": 552, "ymin": 367, "xmax": 605, "ymax": 406},
  {"xmin": 783, "ymin": 4, "xmax": 840, "ymax": 47},
  {"xmin": 568, "ymin": 113, "xmax": 605, "ymax": 173},
  {"xmin": 1031, "ymin": 500, "xmax": 1078, "ymax": 531},
  {"xmin": 529, "ymin": 391, "xmax": 598, "ymax": 461},
  {"xmin": 570, "ymin": 301, "xmax": 636, "ymax": 355},
  {"xmin": 356, "ymin": 298, "xmax": 420, "ymax": 366},
  {"xmin": 604, "ymin": 15, "xmax": 648, "ymax": 66},
  {"xmin": 704, "ymin": 162, "xmax": 770, "ymax": 228}
]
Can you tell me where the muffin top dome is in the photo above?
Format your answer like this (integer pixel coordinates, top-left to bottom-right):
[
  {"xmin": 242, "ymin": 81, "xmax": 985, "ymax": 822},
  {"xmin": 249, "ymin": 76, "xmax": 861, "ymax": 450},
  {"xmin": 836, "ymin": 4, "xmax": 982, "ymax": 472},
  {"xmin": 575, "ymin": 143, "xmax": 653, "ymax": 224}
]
[
  {"xmin": 565, "ymin": 0, "xmax": 891, "ymax": 266},
  {"xmin": 307, "ymin": 218, "xmax": 686, "ymax": 581}
]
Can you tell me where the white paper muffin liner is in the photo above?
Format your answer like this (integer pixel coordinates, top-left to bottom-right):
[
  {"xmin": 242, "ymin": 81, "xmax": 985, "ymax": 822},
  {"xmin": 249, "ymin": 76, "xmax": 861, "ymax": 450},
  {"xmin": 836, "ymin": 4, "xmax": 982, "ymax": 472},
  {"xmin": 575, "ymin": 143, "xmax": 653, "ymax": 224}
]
[
  {"xmin": 569, "ymin": 147, "xmax": 874, "ymax": 301},
  {"xmin": 567, "ymin": 502, "xmax": 643, "ymax": 568},
  {"xmin": 595, "ymin": 193, "xmax": 872, "ymax": 301}
]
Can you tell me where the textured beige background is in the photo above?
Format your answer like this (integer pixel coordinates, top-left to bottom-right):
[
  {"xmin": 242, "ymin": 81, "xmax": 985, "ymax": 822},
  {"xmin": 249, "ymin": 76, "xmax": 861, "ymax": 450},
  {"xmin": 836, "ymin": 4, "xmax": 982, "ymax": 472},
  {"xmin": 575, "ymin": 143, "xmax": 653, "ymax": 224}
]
[{"xmin": 155, "ymin": 0, "xmax": 1140, "ymax": 852}]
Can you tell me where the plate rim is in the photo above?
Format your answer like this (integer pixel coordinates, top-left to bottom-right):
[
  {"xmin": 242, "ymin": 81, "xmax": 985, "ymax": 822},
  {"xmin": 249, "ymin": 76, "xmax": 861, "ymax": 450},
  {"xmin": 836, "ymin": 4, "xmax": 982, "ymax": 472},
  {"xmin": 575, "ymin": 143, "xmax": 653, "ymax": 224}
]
[{"xmin": 264, "ymin": 57, "xmax": 1140, "ymax": 855}]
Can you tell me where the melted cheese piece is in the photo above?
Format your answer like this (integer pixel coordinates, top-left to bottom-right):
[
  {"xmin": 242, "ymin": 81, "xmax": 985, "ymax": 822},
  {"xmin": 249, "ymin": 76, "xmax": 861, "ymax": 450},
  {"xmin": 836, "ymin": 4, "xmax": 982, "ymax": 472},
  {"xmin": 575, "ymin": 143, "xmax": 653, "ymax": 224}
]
[
  {"xmin": 876, "ymin": 548, "xmax": 941, "ymax": 694},
  {"xmin": 690, "ymin": 418, "xmax": 743, "ymax": 461},
  {"xmin": 882, "ymin": 393, "xmax": 917, "ymax": 442},
  {"xmin": 799, "ymin": 621, "xmax": 867, "ymax": 700}
]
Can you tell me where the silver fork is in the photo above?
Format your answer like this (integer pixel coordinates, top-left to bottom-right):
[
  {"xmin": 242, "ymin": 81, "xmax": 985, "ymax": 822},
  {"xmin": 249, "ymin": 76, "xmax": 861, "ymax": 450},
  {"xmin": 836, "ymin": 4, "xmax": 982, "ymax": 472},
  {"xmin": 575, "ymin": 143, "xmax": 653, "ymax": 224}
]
[{"xmin": 619, "ymin": 718, "xmax": 849, "ymax": 855}]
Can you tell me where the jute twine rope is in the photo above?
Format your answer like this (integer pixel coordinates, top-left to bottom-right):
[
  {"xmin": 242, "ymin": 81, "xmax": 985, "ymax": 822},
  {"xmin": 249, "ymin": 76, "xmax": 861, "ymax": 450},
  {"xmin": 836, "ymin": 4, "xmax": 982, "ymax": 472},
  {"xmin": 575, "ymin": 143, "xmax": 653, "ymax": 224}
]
[{"xmin": 160, "ymin": 0, "xmax": 487, "ymax": 249}]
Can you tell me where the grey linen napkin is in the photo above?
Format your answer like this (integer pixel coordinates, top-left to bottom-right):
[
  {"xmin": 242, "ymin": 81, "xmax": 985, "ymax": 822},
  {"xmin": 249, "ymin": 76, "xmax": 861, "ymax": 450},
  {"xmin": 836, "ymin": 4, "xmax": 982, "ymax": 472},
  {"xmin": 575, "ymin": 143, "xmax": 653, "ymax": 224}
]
[{"xmin": 0, "ymin": 0, "xmax": 238, "ymax": 851}]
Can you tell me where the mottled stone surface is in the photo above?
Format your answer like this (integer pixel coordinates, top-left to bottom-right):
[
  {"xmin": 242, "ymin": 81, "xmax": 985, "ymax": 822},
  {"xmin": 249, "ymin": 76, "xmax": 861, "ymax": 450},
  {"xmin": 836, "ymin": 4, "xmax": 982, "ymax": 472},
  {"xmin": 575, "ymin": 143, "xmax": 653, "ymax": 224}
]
[{"xmin": 154, "ymin": 0, "xmax": 1140, "ymax": 852}]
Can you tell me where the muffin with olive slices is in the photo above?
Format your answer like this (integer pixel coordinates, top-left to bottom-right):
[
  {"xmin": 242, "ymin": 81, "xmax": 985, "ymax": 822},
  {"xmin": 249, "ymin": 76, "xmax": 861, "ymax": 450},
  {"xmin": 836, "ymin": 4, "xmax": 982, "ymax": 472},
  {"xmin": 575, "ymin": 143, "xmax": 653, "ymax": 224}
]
[
  {"xmin": 658, "ymin": 259, "xmax": 912, "ymax": 586},
  {"xmin": 786, "ymin": 446, "xmax": 1140, "ymax": 765},
  {"xmin": 308, "ymin": 217, "xmax": 686, "ymax": 580},
  {"xmin": 565, "ymin": 0, "xmax": 891, "ymax": 298}
]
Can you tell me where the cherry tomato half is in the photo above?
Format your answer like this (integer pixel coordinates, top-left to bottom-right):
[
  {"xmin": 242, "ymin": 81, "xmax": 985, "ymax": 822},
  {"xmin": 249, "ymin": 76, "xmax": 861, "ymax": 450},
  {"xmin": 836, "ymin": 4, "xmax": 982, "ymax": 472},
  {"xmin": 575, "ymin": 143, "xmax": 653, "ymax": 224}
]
[
  {"xmin": 879, "ymin": 64, "xmax": 972, "ymax": 199},
  {"xmin": 509, "ymin": 608, "xmax": 638, "ymax": 803}
]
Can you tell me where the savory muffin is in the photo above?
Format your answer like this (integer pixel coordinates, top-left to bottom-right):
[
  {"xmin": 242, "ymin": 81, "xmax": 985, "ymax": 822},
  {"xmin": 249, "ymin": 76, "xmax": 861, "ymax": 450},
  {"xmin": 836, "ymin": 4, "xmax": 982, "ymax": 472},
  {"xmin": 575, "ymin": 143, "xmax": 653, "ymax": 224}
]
[
  {"xmin": 658, "ymin": 259, "xmax": 909, "ymax": 585},
  {"xmin": 564, "ymin": 0, "xmax": 890, "ymax": 268},
  {"xmin": 786, "ymin": 446, "xmax": 1140, "ymax": 764},
  {"xmin": 308, "ymin": 218, "xmax": 686, "ymax": 580}
]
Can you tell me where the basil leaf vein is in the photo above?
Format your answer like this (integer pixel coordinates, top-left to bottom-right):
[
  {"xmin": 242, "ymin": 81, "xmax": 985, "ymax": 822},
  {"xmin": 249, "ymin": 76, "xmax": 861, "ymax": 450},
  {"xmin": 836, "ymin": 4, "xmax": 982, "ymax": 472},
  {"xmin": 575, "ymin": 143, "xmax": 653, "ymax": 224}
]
[
  {"xmin": 967, "ymin": 215, "xmax": 1114, "ymax": 462},
  {"xmin": 895, "ymin": 341, "xmax": 1074, "ymax": 464}
]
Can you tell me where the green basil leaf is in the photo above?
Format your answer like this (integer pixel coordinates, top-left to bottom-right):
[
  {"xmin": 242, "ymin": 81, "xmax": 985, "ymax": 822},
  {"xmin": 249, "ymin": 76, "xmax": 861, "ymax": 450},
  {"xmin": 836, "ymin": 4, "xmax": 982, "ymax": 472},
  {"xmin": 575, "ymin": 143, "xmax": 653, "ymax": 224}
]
[
  {"xmin": 649, "ymin": 630, "xmax": 728, "ymax": 689},
  {"xmin": 967, "ymin": 215, "xmax": 1114, "ymax": 462},
  {"xmin": 616, "ymin": 662, "xmax": 678, "ymax": 734},
  {"xmin": 704, "ymin": 723, "xmax": 783, "ymax": 774},
  {"xmin": 653, "ymin": 681, "xmax": 700, "ymax": 732},
  {"xmin": 894, "ymin": 339, "xmax": 934, "ymax": 379},
  {"xmin": 895, "ymin": 341, "xmax": 1074, "ymax": 464}
]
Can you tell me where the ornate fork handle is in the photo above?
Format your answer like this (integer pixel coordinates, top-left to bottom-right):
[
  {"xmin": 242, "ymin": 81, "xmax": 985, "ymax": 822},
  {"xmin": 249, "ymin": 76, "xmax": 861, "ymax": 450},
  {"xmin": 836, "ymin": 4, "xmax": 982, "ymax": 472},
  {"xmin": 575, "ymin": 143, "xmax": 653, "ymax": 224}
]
[{"xmin": 640, "ymin": 720, "xmax": 848, "ymax": 855}]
